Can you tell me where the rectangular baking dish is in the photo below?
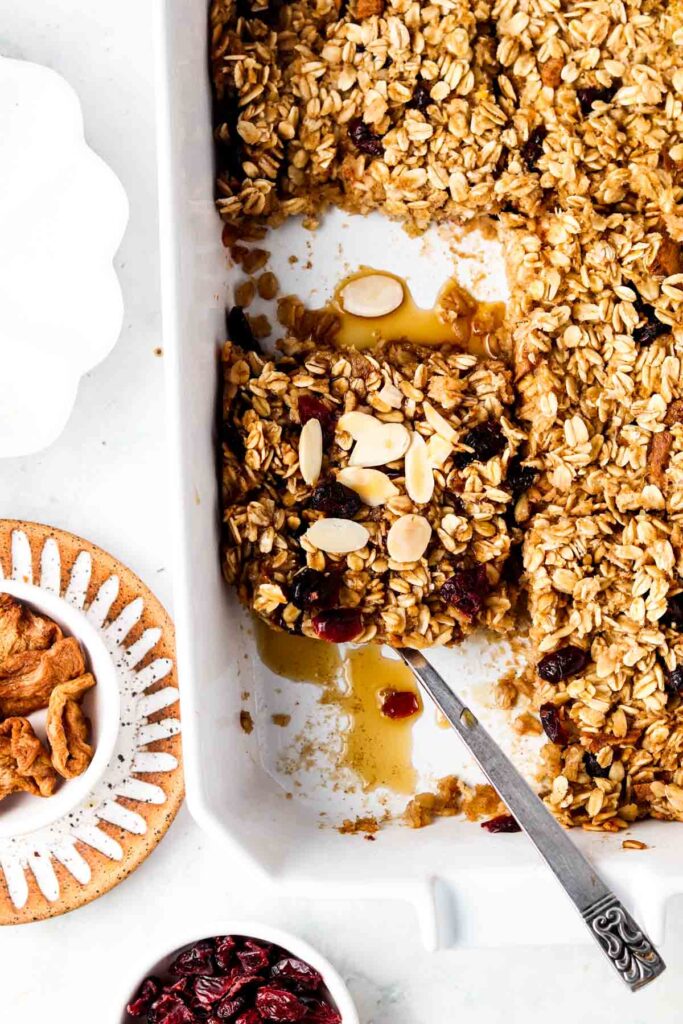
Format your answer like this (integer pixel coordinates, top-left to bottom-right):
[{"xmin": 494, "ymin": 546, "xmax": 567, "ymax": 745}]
[{"xmin": 154, "ymin": 0, "xmax": 683, "ymax": 948}]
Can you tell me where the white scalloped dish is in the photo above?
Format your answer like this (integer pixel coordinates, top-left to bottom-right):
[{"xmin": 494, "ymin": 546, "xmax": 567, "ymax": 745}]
[{"xmin": 0, "ymin": 56, "xmax": 128, "ymax": 458}]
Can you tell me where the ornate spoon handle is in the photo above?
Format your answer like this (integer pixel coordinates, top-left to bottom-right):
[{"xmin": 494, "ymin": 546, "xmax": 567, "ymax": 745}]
[{"xmin": 399, "ymin": 648, "xmax": 666, "ymax": 991}]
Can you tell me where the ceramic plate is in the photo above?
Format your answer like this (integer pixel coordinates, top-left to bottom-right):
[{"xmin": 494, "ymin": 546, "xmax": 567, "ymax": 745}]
[
  {"xmin": 0, "ymin": 521, "xmax": 182, "ymax": 925},
  {"xmin": 0, "ymin": 56, "xmax": 128, "ymax": 457}
]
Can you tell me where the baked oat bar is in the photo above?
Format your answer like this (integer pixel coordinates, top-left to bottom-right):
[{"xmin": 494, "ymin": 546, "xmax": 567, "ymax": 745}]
[{"xmin": 221, "ymin": 334, "xmax": 528, "ymax": 647}]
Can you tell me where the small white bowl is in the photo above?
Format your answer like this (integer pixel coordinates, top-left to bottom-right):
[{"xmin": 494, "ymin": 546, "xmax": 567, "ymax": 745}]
[
  {"xmin": 118, "ymin": 920, "xmax": 359, "ymax": 1024},
  {"xmin": 0, "ymin": 581, "xmax": 120, "ymax": 838}
]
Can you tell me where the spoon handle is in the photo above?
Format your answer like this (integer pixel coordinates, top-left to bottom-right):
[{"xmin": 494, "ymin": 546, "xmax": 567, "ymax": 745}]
[{"xmin": 399, "ymin": 647, "xmax": 666, "ymax": 991}]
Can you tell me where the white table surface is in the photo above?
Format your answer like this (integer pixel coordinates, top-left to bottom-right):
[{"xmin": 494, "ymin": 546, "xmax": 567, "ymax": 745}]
[{"xmin": 1, "ymin": 2, "xmax": 683, "ymax": 1021}]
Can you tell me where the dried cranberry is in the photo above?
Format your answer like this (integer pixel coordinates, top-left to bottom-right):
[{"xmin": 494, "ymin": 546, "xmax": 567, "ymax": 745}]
[
  {"xmin": 237, "ymin": 940, "xmax": 271, "ymax": 974},
  {"xmin": 192, "ymin": 976, "xmax": 237, "ymax": 1009},
  {"xmin": 380, "ymin": 690, "xmax": 420, "ymax": 720},
  {"xmin": 235, "ymin": 1013, "xmax": 261, "ymax": 1024},
  {"xmin": 348, "ymin": 118, "xmax": 384, "ymax": 157},
  {"xmin": 409, "ymin": 82, "xmax": 431, "ymax": 112},
  {"xmin": 481, "ymin": 814, "xmax": 521, "ymax": 833},
  {"xmin": 256, "ymin": 986, "xmax": 307, "ymax": 1022},
  {"xmin": 583, "ymin": 752, "xmax": 610, "ymax": 779},
  {"xmin": 520, "ymin": 125, "xmax": 547, "ymax": 170},
  {"xmin": 440, "ymin": 565, "xmax": 490, "ymax": 620},
  {"xmin": 171, "ymin": 941, "xmax": 216, "ymax": 977},
  {"xmin": 148, "ymin": 994, "xmax": 195, "ymax": 1024},
  {"xmin": 312, "ymin": 608, "xmax": 363, "ymax": 643},
  {"xmin": 226, "ymin": 306, "xmax": 260, "ymax": 354},
  {"xmin": 577, "ymin": 80, "xmax": 620, "ymax": 116},
  {"xmin": 454, "ymin": 421, "xmax": 507, "ymax": 469},
  {"xmin": 297, "ymin": 395, "xmax": 337, "ymax": 442},
  {"xmin": 214, "ymin": 936, "xmax": 237, "ymax": 971},
  {"xmin": 664, "ymin": 664, "xmax": 683, "ymax": 695},
  {"xmin": 219, "ymin": 973, "xmax": 263, "ymax": 1002},
  {"xmin": 300, "ymin": 1001, "xmax": 342, "ymax": 1024},
  {"xmin": 127, "ymin": 977, "xmax": 161, "ymax": 1017},
  {"xmin": 270, "ymin": 957, "xmax": 323, "ymax": 992},
  {"xmin": 507, "ymin": 454, "xmax": 537, "ymax": 500},
  {"xmin": 216, "ymin": 996, "xmax": 246, "ymax": 1020},
  {"xmin": 539, "ymin": 703, "xmax": 569, "ymax": 745},
  {"xmin": 537, "ymin": 645, "xmax": 590, "ymax": 683},
  {"xmin": 309, "ymin": 480, "xmax": 361, "ymax": 518},
  {"xmin": 290, "ymin": 569, "xmax": 341, "ymax": 611},
  {"xmin": 663, "ymin": 592, "xmax": 683, "ymax": 631}
]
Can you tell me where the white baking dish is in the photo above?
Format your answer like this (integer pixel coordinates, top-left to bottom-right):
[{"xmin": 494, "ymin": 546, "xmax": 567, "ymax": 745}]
[{"xmin": 155, "ymin": 0, "xmax": 683, "ymax": 950}]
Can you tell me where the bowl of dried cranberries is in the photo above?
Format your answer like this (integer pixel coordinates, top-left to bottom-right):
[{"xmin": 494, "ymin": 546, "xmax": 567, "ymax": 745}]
[{"xmin": 121, "ymin": 922, "xmax": 359, "ymax": 1024}]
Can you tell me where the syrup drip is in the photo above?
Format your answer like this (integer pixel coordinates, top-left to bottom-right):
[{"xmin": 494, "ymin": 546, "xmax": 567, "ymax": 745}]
[
  {"xmin": 331, "ymin": 267, "xmax": 505, "ymax": 356},
  {"xmin": 254, "ymin": 622, "xmax": 423, "ymax": 795}
]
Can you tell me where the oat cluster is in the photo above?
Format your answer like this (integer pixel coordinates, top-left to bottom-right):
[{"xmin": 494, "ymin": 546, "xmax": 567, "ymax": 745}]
[{"xmin": 214, "ymin": 0, "xmax": 683, "ymax": 829}]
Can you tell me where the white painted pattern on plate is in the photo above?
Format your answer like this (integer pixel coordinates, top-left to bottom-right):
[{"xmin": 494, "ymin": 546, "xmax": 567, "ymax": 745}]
[{"xmin": 0, "ymin": 529, "xmax": 181, "ymax": 910}]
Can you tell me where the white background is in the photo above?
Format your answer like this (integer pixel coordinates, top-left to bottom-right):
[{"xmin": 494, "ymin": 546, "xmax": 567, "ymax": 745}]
[{"xmin": 2, "ymin": 2, "xmax": 683, "ymax": 1021}]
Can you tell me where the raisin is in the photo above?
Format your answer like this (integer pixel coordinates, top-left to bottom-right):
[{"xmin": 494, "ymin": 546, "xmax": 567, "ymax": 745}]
[
  {"xmin": 481, "ymin": 814, "xmax": 521, "ymax": 833},
  {"xmin": 440, "ymin": 565, "xmax": 490, "ymax": 620},
  {"xmin": 537, "ymin": 645, "xmax": 590, "ymax": 683},
  {"xmin": 409, "ymin": 82, "xmax": 431, "ymax": 112},
  {"xmin": 380, "ymin": 690, "xmax": 420, "ymax": 720},
  {"xmin": 348, "ymin": 118, "xmax": 384, "ymax": 156},
  {"xmin": 539, "ymin": 703, "xmax": 569, "ymax": 745},
  {"xmin": 192, "ymin": 976, "xmax": 237, "ymax": 1009},
  {"xmin": 171, "ymin": 941, "xmax": 216, "ymax": 977},
  {"xmin": 309, "ymin": 480, "xmax": 361, "ymax": 518},
  {"xmin": 290, "ymin": 568, "xmax": 341, "ymax": 610},
  {"xmin": 520, "ymin": 125, "xmax": 547, "ymax": 170},
  {"xmin": 270, "ymin": 957, "xmax": 323, "ymax": 992},
  {"xmin": 214, "ymin": 936, "xmax": 237, "ymax": 971},
  {"xmin": 237, "ymin": 941, "xmax": 271, "ymax": 974},
  {"xmin": 127, "ymin": 977, "xmax": 161, "ymax": 1017},
  {"xmin": 312, "ymin": 608, "xmax": 363, "ymax": 642},
  {"xmin": 664, "ymin": 664, "xmax": 683, "ymax": 696},
  {"xmin": 577, "ymin": 80, "xmax": 620, "ymax": 116},
  {"xmin": 297, "ymin": 395, "xmax": 337, "ymax": 442},
  {"xmin": 663, "ymin": 593, "xmax": 683, "ymax": 631},
  {"xmin": 256, "ymin": 986, "xmax": 308, "ymax": 1021},
  {"xmin": 632, "ymin": 295, "xmax": 670, "ymax": 346},
  {"xmin": 226, "ymin": 306, "xmax": 261, "ymax": 354},
  {"xmin": 583, "ymin": 752, "xmax": 610, "ymax": 779},
  {"xmin": 454, "ymin": 421, "xmax": 507, "ymax": 469},
  {"xmin": 507, "ymin": 454, "xmax": 537, "ymax": 500}
]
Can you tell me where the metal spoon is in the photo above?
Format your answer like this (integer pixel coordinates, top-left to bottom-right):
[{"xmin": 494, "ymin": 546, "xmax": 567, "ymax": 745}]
[{"xmin": 399, "ymin": 647, "xmax": 666, "ymax": 991}]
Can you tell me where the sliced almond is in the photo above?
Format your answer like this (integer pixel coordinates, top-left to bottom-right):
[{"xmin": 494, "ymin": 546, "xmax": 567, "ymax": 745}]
[
  {"xmin": 340, "ymin": 274, "xmax": 404, "ymax": 319},
  {"xmin": 299, "ymin": 418, "xmax": 322, "ymax": 486},
  {"xmin": 338, "ymin": 410, "xmax": 381, "ymax": 440},
  {"xmin": 337, "ymin": 467, "xmax": 400, "ymax": 507},
  {"xmin": 423, "ymin": 401, "xmax": 457, "ymax": 444},
  {"xmin": 304, "ymin": 518, "xmax": 370, "ymax": 554},
  {"xmin": 350, "ymin": 423, "xmax": 411, "ymax": 467},
  {"xmin": 426, "ymin": 434, "xmax": 453, "ymax": 469},
  {"xmin": 405, "ymin": 432, "xmax": 434, "ymax": 504},
  {"xmin": 376, "ymin": 381, "xmax": 403, "ymax": 409},
  {"xmin": 387, "ymin": 514, "xmax": 432, "ymax": 564}
]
